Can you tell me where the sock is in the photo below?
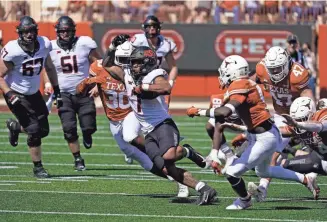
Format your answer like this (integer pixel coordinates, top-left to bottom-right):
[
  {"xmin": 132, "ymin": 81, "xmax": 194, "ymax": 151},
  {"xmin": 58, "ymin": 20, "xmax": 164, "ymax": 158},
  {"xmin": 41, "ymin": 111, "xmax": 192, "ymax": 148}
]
[
  {"xmin": 195, "ymin": 181, "xmax": 205, "ymax": 191},
  {"xmin": 220, "ymin": 143, "xmax": 234, "ymax": 158},
  {"xmin": 259, "ymin": 178, "xmax": 270, "ymax": 189},
  {"xmin": 33, "ymin": 161, "xmax": 43, "ymax": 168},
  {"xmin": 227, "ymin": 176, "xmax": 248, "ymax": 198},
  {"xmin": 183, "ymin": 147, "xmax": 190, "ymax": 158},
  {"xmin": 73, "ymin": 151, "xmax": 81, "ymax": 160}
]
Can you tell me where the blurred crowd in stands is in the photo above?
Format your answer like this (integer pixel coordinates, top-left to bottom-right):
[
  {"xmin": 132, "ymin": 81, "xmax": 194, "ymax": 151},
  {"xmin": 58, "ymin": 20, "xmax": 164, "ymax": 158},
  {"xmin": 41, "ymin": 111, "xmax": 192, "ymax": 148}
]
[
  {"xmin": 0, "ymin": 1, "xmax": 325, "ymax": 25},
  {"xmin": 0, "ymin": 0, "xmax": 322, "ymax": 93}
]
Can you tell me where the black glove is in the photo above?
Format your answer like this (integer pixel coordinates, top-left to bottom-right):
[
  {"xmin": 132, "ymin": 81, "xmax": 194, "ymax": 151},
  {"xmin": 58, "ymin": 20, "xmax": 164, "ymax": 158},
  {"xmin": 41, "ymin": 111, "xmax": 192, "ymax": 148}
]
[
  {"xmin": 52, "ymin": 85, "xmax": 63, "ymax": 109},
  {"xmin": 112, "ymin": 34, "xmax": 130, "ymax": 48},
  {"xmin": 5, "ymin": 91, "xmax": 21, "ymax": 107}
]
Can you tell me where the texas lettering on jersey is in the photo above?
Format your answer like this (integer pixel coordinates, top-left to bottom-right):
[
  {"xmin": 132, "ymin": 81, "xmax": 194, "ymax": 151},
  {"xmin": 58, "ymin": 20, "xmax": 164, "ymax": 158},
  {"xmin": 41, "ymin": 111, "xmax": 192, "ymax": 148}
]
[
  {"xmin": 77, "ymin": 59, "xmax": 132, "ymax": 122},
  {"xmin": 256, "ymin": 60, "xmax": 310, "ymax": 115},
  {"xmin": 224, "ymin": 78, "xmax": 271, "ymax": 130}
]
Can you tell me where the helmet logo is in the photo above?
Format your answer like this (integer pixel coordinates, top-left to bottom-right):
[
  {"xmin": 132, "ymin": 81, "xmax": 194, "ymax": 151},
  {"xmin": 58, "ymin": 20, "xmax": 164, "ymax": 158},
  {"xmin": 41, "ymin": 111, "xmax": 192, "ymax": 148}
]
[{"xmin": 144, "ymin": 50, "xmax": 155, "ymax": 57}]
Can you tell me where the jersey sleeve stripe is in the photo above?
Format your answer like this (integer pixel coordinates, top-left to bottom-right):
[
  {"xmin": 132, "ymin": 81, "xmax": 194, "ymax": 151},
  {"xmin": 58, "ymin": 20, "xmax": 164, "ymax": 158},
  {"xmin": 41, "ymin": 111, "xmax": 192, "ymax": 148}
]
[
  {"xmin": 227, "ymin": 89, "xmax": 250, "ymax": 96},
  {"xmin": 298, "ymin": 80, "xmax": 310, "ymax": 89},
  {"xmin": 318, "ymin": 115, "xmax": 327, "ymax": 122},
  {"xmin": 89, "ymin": 69, "xmax": 97, "ymax": 76}
]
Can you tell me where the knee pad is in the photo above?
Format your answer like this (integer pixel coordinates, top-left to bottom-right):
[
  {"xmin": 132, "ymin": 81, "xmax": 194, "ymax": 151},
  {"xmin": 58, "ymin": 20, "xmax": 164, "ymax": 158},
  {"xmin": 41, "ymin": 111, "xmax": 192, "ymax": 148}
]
[
  {"xmin": 165, "ymin": 163, "xmax": 185, "ymax": 183},
  {"xmin": 27, "ymin": 134, "xmax": 41, "ymax": 147},
  {"xmin": 153, "ymin": 155, "xmax": 165, "ymax": 170},
  {"xmin": 64, "ymin": 128, "xmax": 79, "ymax": 143},
  {"xmin": 24, "ymin": 123, "xmax": 40, "ymax": 135},
  {"xmin": 40, "ymin": 128, "xmax": 49, "ymax": 138}
]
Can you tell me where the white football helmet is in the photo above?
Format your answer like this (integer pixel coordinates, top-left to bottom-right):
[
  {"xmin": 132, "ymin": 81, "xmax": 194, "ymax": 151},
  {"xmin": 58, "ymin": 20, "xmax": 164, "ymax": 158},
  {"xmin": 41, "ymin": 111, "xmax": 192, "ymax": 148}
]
[
  {"xmin": 290, "ymin": 97, "xmax": 316, "ymax": 134},
  {"xmin": 218, "ymin": 55, "xmax": 249, "ymax": 88},
  {"xmin": 317, "ymin": 98, "xmax": 327, "ymax": 110},
  {"xmin": 114, "ymin": 41, "xmax": 133, "ymax": 67},
  {"xmin": 264, "ymin": 46, "xmax": 291, "ymax": 83}
]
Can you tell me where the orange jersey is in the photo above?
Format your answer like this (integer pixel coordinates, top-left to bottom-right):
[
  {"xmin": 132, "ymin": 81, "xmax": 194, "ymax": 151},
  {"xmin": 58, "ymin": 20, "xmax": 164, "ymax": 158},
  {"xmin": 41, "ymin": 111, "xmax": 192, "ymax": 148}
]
[
  {"xmin": 209, "ymin": 94, "xmax": 242, "ymax": 124},
  {"xmin": 78, "ymin": 60, "xmax": 132, "ymax": 121},
  {"xmin": 285, "ymin": 108, "xmax": 327, "ymax": 158},
  {"xmin": 224, "ymin": 78, "xmax": 271, "ymax": 130},
  {"xmin": 256, "ymin": 60, "xmax": 310, "ymax": 115}
]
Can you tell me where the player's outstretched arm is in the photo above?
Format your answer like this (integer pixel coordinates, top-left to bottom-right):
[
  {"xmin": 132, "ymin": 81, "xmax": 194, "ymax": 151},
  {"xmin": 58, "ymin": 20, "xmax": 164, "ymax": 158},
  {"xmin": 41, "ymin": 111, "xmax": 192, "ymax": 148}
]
[
  {"xmin": 0, "ymin": 57, "xmax": 13, "ymax": 94},
  {"xmin": 165, "ymin": 52, "xmax": 178, "ymax": 86},
  {"xmin": 76, "ymin": 75, "xmax": 106, "ymax": 95}
]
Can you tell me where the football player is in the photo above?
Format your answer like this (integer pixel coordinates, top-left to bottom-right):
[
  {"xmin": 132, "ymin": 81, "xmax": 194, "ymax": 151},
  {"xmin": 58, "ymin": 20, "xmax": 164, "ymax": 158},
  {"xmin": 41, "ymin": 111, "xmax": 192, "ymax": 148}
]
[
  {"xmin": 247, "ymin": 46, "xmax": 316, "ymax": 199},
  {"xmin": 102, "ymin": 45, "xmax": 217, "ymax": 205},
  {"xmin": 186, "ymin": 55, "xmax": 318, "ymax": 210},
  {"xmin": 0, "ymin": 16, "xmax": 62, "ymax": 178},
  {"xmin": 105, "ymin": 38, "xmax": 209, "ymax": 198},
  {"xmin": 130, "ymin": 15, "xmax": 178, "ymax": 108},
  {"xmin": 44, "ymin": 16, "xmax": 101, "ymax": 171}
]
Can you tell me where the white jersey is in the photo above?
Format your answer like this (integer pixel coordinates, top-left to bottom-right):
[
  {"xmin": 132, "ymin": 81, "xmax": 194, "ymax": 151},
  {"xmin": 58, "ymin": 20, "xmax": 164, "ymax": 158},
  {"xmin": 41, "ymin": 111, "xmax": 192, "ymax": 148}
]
[
  {"xmin": 49, "ymin": 36, "xmax": 97, "ymax": 94},
  {"xmin": 2, "ymin": 36, "xmax": 51, "ymax": 95},
  {"xmin": 130, "ymin": 34, "xmax": 176, "ymax": 67},
  {"xmin": 124, "ymin": 68, "xmax": 171, "ymax": 135}
]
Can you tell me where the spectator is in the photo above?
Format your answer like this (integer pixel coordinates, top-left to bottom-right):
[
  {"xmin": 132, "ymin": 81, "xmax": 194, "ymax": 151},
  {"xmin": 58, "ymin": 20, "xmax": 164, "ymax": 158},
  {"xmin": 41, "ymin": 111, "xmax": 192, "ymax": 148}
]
[
  {"xmin": 286, "ymin": 34, "xmax": 307, "ymax": 68},
  {"xmin": 147, "ymin": 1, "xmax": 161, "ymax": 17},
  {"xmin": 66, "ymin": 1, "xmax": 86, "ymax": 21},
  {"xmin": 280, "ymin": 1, "xmax": 303, "ymax": 24},
  {"xmin": 243, "ymin": 0, "xmax": 260, "ymax": 24},
  {"xmin": 214, "ymin": 0, "xmax": 240, "ymax": 24},
  {"xmin": 40, "ymin": 0, "xmax": 64, "ymax": 22},
  {"xmin": 303, "ymin": 1, "xmax": 325, "ymax": 23},
  {"xmin": 159, "ymin": 1, "xmax": 188, "ymax": 23},
  {"xmin": 302, "ymin": 42, "xmax": 317, "ymax": 96},
  {"xmin": 185, "ymin": 1, "xmax": 212, "ymax": 24},
  {"xmin": 261, "ymin": 0, "xmax": 278, "ymax": 24},
  {"xmin": 0, "ymin": 3, "xmax": 5, "ymax": 21},
  {"xmin": 7, "ymin": 1, "xmax": 30, "ymax": 21}
]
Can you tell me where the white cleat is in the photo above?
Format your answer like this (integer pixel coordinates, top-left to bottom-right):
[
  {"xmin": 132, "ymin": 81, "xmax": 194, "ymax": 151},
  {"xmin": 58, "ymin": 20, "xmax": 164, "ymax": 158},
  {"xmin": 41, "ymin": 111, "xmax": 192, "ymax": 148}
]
[
  {"xmin": 305, "ymin": 172, "xmax": 320, "ymax": 200},
  {"xmin": 177, "ymin": 183, "xmax": 189, "ymax": 198},
  {"xmin": 124, "ymin": 155, "xmax": 133, "ymax": 164},
  {"xmin": 226, "ymin": 197, "xmax": 252, "ymax": 210},
  {"xmin": 248, "ymin": 182, "xmax": 267, "ymax": 202}
]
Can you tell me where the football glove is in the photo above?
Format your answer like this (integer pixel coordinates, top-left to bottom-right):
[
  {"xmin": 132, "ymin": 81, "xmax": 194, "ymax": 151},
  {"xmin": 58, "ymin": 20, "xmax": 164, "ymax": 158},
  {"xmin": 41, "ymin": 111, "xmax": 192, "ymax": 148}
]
[
  {"xmin": 52, "ymin": 85, "xmax": 63, "ymax": 109},
  {"xmin": 5, "ymin": 91, "xmax": 21, "ymax": 107},
  {"xmin": 186, "ymin": 106, "xmax": 200, "ymax": 118},
  {"xmin": 111, "ymin": 34, "xmax": 130, "ymax": 48}
]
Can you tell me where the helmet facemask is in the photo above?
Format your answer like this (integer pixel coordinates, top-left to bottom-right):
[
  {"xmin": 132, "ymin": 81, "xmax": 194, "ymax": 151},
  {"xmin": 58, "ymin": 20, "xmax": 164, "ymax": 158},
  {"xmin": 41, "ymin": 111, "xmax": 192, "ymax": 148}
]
[{"xmin": 266, "ymin": 59, "xmax": 290, "ymax": 83}]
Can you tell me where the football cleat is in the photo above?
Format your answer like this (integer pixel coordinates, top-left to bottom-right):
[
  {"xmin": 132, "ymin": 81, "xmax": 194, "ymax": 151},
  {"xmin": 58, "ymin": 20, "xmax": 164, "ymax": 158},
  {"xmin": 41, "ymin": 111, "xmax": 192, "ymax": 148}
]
[
  {"xmin": 124, "ymin": 155, "xmax": 133, "ymax": 164},
  {"xmin": 74, "ymin": 158, "xmax": 86, "ymax": 171},
  {"xmin": 183, "ymin": 144, "xmax": 208, "ymax": 168},
  {"xmin": 226, "ymin": 197, "xmax": 252, "ymax": 210},
  {"xmin": 248, "ymin": 182, "xmax": 267, "ymax": 202},
  {"xmin": 196, "ymin": 185, "xmax": 217, "ymax": 205},
  {"xmin": 83, "ymin": 134, "xmax": 92, "ymax": 149},
  {"xmin": 305, "ymin": 172, "xmax": 320, "ymax": 200},
  {"xmin": 177, "ymin": 183, "xmax": 189, "ymax": 198},
  {"xmin": 6, "ymin": 118, "xmax": 20, "ymax": 147},
  {"xmin": 33, "ymin": 166, "xmax": 49, "ymax": 178}
]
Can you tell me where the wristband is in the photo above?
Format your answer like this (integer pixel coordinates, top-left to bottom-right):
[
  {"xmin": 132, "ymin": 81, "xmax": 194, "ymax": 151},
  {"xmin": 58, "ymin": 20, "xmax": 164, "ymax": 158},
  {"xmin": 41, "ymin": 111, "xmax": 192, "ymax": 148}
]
[
  {"xmin": 141, "ymin": 84, "xmax": 150, "ymax": 91},
  {"xmin": 169, "ymin": 80, "xmax": 175, "ymax": 87}
]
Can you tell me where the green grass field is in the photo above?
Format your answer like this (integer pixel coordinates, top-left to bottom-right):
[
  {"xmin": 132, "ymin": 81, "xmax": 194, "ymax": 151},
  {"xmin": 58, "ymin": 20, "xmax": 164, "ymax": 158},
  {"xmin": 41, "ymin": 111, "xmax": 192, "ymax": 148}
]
[{"xmin": 0, "ymin": 113, "xmax": 326, "ymax": 222}]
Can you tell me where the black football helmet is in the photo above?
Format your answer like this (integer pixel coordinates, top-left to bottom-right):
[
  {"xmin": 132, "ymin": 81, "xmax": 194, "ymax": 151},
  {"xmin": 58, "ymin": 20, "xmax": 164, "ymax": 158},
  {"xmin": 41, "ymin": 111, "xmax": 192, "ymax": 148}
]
[
  {"xmin": 142, "ymin": 15, "xmax": 161, "ymax": 38},
  {"xmin": 130, "ymin": 46, "xmax": 157, "ymax": 81},
  {"xmin": 55, "ymin": 16, "xmax": 76, "ymax": 50},
  {"xmin": 16, "ymin": 16, "xmax": 38, "ymax": 46}
]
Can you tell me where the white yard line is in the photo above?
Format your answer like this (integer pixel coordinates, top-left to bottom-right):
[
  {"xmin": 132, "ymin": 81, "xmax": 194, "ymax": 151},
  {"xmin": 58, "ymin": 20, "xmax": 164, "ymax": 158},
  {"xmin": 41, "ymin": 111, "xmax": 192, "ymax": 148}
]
[
  {"xmin": 0, "ymin": 184, "xmax": 15, "ymax": 186},
  {"xmin": 0, "ymin": 209, "xmax": 323, "ymax": 221},
  {"xmin": 0, "ymin": 166, "xmax": 18, "ymax": 169},
  {"xmin": 0, "ymin": 151, "xmax": 124, "ymax": 156},
  {"xmin": 0, "ymin": 180, "xmax": 51, "ymax": 184}
]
